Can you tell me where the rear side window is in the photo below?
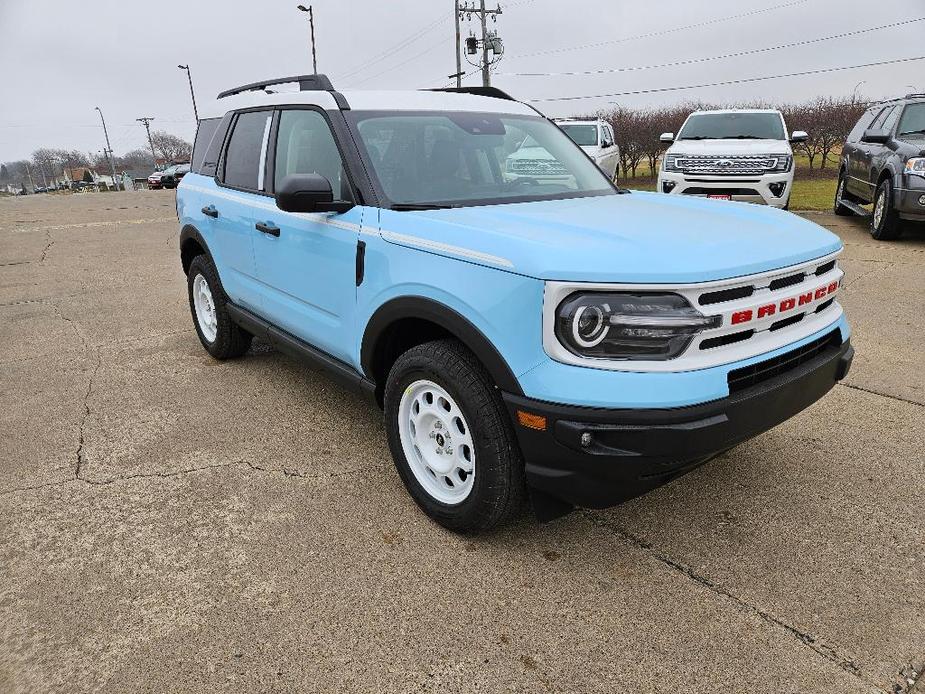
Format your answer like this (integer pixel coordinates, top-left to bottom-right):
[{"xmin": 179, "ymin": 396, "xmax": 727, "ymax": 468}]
[
  {"xmin": 847, "ymin": 109, "xmax": 880, "ymax": 143},
  {"xmin": 221, "ymin": 110, "xmax": 272, "ymax": 190},
  {"xmin": 191, "ymin": 118, "xmax": 221, "ymax": 173}
]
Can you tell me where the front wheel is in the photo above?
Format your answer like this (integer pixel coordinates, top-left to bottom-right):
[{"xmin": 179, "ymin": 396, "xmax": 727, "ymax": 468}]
[
  {"xmin": 870, "ymin": 178, "xmax": 903, "ymax": 240},
  {"xmin": 383, "ymin": 339, "xmax": 526, "ymax": 532}
]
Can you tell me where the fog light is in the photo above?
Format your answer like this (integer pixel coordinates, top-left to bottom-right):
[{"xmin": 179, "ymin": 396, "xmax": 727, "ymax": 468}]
[
  {"xmin": 580, "ymin": 432, "xmax": 593, "ymax": 448},
  {"xmin": 662, "ymin": 180, "xmax": 676, "ymax": 194},
  {"xmin": 768, "ymin": 182, "xmax": 786, "ymax": 198},
  {"xmin": 918, "ymin": 194, "xmax": 925, "ymax": 206}
]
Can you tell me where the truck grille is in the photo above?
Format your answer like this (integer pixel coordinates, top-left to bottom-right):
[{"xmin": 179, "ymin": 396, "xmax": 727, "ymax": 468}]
[
  {"xmin": 727, "ymin": 330, "xmax": 841, "ymax": 393},
  {"xmin": 675, "ymin": 154, "xmax": 786, "ymax": 176},
  {"xmin": 509, "ymin": 159, "xmax": 568, "ymax": 176}
]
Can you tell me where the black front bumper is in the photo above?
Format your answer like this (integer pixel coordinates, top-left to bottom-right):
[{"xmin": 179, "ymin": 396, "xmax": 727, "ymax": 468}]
[{"xmin": 503, "ymin": 333, "xmax": 853, "ymax": 516}]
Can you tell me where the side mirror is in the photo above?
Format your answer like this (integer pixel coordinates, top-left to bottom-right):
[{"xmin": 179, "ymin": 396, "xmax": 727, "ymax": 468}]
[
  {"xmin": 660, "ymin": 132, "xmax": 675, "ymax": 144},
  {"xmin": 601, "ymin": 140, "xmax": 613, "ymax": 149},
  {"xmin": 860, "ymin": 129, "xmax": 890, "ymax": 144},
  {"xmin": 790, "ymin": 130, "xmax": 809, "ymax": 144},
  {"xmin": 275, "ymin": 173, "xmax": 354, "ymax": 214}
]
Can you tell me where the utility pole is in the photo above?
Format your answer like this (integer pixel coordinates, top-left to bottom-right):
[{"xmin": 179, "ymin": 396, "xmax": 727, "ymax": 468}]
[
  {"xmin": 137, "ymin": 117, "xmax": 158, "ymax": 169},
  {"xmin": 178, "ymin": 65, "xmax": 199, "ymax": 121},
  {"xmin": 296, "ymin": 5, "xmax": 318, "ymax": 73},
  {"xmin": 458, "ymin": 2, "xmax": 502, "ymax": 87},
  {"xmin": 454, "ymin": 0, "xmax": 462, "ymax": 88},
  {"xmin": 94, "ymin": 107, "xmax": 120, "ymax": 190}
]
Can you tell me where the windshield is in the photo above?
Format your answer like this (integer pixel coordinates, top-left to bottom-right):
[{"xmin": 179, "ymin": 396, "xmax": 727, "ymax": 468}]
[
  {"xmin": 898, "ymin": 103, "xmax": 925, "ymax": 136},
  {"xmin": 679, "ymin": 112, "xmax": 785, "ymax": 141},
  {"xmin": 350, "ymin": 111, "xmax": 615, "ymax": 207},
  {"xmin": 559, "ymin": 124, "xmax": 598, "ymax": 146}
]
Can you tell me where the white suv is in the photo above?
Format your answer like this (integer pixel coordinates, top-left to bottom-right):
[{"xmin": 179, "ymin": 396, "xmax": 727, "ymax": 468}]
[
  {"xmin": 556, "ymin": 118, "xmax": 620, "ymax": 179},
  {"xmin": 657, "ymin": 109, "xmax": 807, "ymax": 209}
]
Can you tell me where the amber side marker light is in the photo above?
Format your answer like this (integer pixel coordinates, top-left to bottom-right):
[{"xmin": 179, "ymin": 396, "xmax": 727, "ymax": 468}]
[{"xmin": 516, "ymin": 410, "xmax": 547, "ymax": 431}]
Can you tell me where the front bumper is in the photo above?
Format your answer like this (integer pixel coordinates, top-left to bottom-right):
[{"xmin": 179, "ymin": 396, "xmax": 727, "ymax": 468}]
[
  {"xmin": 658, "ymin": 170, "xmax": 793, "ymax": 207},
  {"xmin": 896, "ymin": 178, "xmax": 925, "ymax": 221},
  {"xmin": 504, "ymin": 332, "xmax": 853, "ymax": 515}
]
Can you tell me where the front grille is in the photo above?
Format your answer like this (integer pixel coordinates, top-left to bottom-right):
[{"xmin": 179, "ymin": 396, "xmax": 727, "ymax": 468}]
[
  {"xmin": 769, "ymin": 272, "xmax": 806, "ymax": 291},
  {"xmin": 727, "ymin": 331, "xmax": 841, "ymax": 393},
  {"xmin": 682, "ymin": 187, "xmax": 761, "ymax": 196},
  {"xmin": 509, "ymin": 159, "xmax": 568, "ymax": 176},
  {"xmin": 674, "ymin": 154, "xmax": 786, "ymax": 176},
  {"xmin": 815, "ymin": 260, "xmax": 836, "ymax": 276},
  {"xmin": 699, "ymin": 285, "xmax": 754, "ymax": 306}
]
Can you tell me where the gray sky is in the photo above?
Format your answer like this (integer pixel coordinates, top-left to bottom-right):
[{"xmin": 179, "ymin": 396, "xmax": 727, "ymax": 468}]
[{"xmin": 1, "ymin": 0, "xmax": 924, "ymax": 163}]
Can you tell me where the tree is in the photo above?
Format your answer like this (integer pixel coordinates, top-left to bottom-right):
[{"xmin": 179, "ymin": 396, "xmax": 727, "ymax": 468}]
[
  {"xmin": 114, "ymin": 149, "xmax": 156, "ymax": 171},
  {"xmin": 0, "ymin": 164, "xmax": 9, "ymax": 182},
  {"xmin": 150, "ymin": 130, "xmax": 192, "ymax": 164}
]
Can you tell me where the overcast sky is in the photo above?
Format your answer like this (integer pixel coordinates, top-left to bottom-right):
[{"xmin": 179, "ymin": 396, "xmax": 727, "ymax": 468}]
[{"xmin": 1, "ymin": 0, "xmax": 923, "ymax": 163}]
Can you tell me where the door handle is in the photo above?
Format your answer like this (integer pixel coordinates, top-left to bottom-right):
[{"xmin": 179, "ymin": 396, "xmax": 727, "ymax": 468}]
[
  {"xmin": 201, "ymin": 205, "xmax": 219, "ymax": 218},
  {"xmin": 255, "ymin": 221, "xmax": 281, "ymax": 237}
]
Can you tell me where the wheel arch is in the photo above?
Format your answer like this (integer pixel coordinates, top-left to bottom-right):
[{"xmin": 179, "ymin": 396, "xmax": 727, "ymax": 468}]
[
  {"xmin": 180, "ymin": 224, "xmax": 214, "ymax": 276},
  {"xmin": 361, "ymin": 296, "xmax": 525, "ymax": 405}
]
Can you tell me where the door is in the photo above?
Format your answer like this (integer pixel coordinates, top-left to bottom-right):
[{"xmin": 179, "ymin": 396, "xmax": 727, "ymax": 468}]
[
  {"xmin": 851, "ymin": 106, "xmax": 893, "ymax": 201},
  {"xmin": 600, "ymin": 124, "xmax": 619, "ymax": 178},
  {"xmin": 843, "ymin": 108, "xmax": 878, "ymax": 198},
  {"xmin": 212, "ymin": 109, "xmax": 273, "ymax": 310},
  {"xmin": 251, "ymin": 107, "xmax": 363, "ymax": 363}
]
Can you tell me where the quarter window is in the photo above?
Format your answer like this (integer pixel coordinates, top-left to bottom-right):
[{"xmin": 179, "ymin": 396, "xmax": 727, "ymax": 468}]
[
  {"xmin": 191, "ymin": 118, "xmax": 221, "ymax": 174},
  {"xmin": 274, "ymin": 109, "xmax": 349, "ymax": 199},
  {"xmin": 221, "ymin": 110, "xmax": 272, "ymax": 191}
]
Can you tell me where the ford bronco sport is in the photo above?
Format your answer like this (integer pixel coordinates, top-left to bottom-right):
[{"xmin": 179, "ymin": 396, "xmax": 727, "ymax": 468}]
[
  {"xmin": 177, "ymin": 75, "xmax": 853, "ymax": 532},
  {"xmin": 835, "ymin": 93, "xmax": 925, "ymax": 240}
]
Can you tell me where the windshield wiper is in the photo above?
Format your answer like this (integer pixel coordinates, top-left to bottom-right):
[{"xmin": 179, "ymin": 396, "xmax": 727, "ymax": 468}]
[
  {"xmin": 719, "ymin": 135, "xmax": 764, "ymax": 139},
  {"xmin": 679, "ymin": 136, "xmax": 710, "ymax": 140},
  {"xmin": 899, "ymin": 129, "xmax": 925, "ymax": 136},
  {"xmin": 390, "ymin": 203, "xmax": 456, "ymax": 211}
]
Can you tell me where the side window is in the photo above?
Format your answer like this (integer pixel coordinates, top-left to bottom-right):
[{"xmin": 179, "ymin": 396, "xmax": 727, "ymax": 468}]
[
  {"xmin": 869, "ymin": 106, "xmax": 895, "ymax": 132},
  {"xmin": 273, "ymin": 109, "xmax": 350, "ymax": 199},
  {"xmin": 880, "ymin": 106, "xmax": 901, "ymax": 134},
  {"xmin": 604, "ymin": 124, "xmax": 615, "ymax": 145},
  {"xmin": 191, "ymin": 118, "xmax": 221, "ymax": 174},
  {"xmin": 847, "ymin": 109, "xmax": 880, "ymax": 143},
  {"xmin": 221, "ymin": 110, "xmax": 272, "ymax": 191}
]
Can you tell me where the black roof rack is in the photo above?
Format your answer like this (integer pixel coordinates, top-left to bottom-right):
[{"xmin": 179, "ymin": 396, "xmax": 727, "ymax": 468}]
[
  {"xmin": 217, "ymin": 74, "xmax": 349, "ymax": 109},
  {"xmin": 428, "ymin": 86, "xmax": 518, "ymax": 101},
  {"xmin": 906, "ymin": 93, "xmax": 925, "ymax": 100}
]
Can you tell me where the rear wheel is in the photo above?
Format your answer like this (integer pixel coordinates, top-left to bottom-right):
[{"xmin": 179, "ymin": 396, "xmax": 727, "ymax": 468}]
[
  {"xmin": 383, "ymin": 339, "xmax": 526, "ymax": 532},
  {"xmin": 833, "ymin": 172, "xmax": 854, "ymax": 217},
  {"xmin": 870, "ymin": 178, "xmax": 903, "ymax": 240},
  {"xmin": 187, "ymin": 255, "xmax": 252, "ymax": 359}
]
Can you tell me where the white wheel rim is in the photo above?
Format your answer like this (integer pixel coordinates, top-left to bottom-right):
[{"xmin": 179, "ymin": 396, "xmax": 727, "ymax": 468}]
[
  {"xmin": 192, "ymin": 274, "xmax": 218, "ymax": 343},
  {"xmin": 398, "ymin": 380, "xmax": 475, "ymax": 505},
  {"xmin": 873, "ymin": 190, "xmax": 885, "ymax": 228}
]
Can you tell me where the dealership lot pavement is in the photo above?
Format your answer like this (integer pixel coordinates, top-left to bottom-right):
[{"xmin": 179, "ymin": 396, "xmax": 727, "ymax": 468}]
[{"xmin": 1, "ymin": 191, "xmax": 923, "ymax": 693}]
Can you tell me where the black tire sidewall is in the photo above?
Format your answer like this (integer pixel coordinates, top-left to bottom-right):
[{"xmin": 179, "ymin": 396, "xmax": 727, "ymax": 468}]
[
  {"xmin": 187, "ymin": 255, "xmax": 250, "ymax": 359},
  {"xmin": 871, "ymin": 179, "xmax": 900, "ymax": 239},
  {"xmin": 383, "ymin": 342, "xmax": 523, "ymax": 532}
]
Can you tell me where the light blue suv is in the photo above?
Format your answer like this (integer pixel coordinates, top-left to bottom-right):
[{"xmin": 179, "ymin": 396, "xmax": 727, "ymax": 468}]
[{"xmin": 177, "ymin": 75, "xmax": 853, "ymax": 532}]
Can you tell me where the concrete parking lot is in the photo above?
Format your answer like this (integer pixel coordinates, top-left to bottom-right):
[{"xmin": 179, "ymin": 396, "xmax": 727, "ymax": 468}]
[{"xmin": 1, "ymin": 190, "xmax": 923, "ymax": 693}]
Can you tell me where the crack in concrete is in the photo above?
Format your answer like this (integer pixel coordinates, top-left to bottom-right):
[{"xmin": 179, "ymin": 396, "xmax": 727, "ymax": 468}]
[
  {"xmin": 838, "ymin": 382, "xmax": 924, "ymax": 409},
  {"xmin": 843, "ymin": 261, "xmax": 896, "ymax": 290},
  {"xmin": 39, "ymin": 229, "xmax": 53, "ymax": 263},
  {"xmin": 75, "ymin": 348, "xmax": 101, "ymax": 479},
  {"xmin": 582, "ymin": 512, "xmax": 886, "ymax": 690}
]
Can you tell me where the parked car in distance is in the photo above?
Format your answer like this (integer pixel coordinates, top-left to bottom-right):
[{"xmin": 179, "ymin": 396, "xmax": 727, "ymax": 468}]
[
  {"xmin": 160, "ymin": 163, "xmax": 190, "ymax": 189},
  {"xmin": 177, "ymin": 76, "xmax": 852, "ymax": 532},
  {"xmin": 147, "ymin": 170, "xmax": 165, "ymax": 189},
  {"xmin": 835, "ymin": 93, "xmax": 925, "ymax": 240},
  {"xmin": 555, "ymin": 118, "xmax": 620, "ymax": 180},
  {"xmin": 657, "ymin": 109, "xmax": 807, "ymax": 209}
]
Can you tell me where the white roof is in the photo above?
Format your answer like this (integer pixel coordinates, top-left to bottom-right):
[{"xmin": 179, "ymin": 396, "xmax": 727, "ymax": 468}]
[{"xmin": 200, "ymin": 88, "xmax": 539, "ymax": 120}]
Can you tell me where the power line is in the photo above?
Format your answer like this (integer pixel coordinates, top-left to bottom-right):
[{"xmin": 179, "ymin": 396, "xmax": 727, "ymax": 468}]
[
  {"xmin": 503, "ymin": 17, "xmax": 925, "ymax": 77},
  {"xmin": 347, "ymin": 34, "xmax": 450, "ymax": 88},
  {"xmin": 507, "ymin": 0, "xmax": 812, "ymax": 61},
  {"xmin": 529, "ymin": 55, "xmax": 925, "ymax": 103}
]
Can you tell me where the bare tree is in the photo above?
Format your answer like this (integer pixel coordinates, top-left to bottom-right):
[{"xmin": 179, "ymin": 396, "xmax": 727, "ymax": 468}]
[{"xmin": 149, "ymin": 130, "xmax": 192, "ymax": 164}]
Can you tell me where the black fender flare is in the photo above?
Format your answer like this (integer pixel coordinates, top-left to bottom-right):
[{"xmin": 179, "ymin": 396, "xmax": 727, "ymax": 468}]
[
  {"xmin": 361, "ymin": 296, "xmax": 524, "ymax": 396},
  {"xmin": 179, "ymin": 224, "xmax": 216, "ymax": 275}
]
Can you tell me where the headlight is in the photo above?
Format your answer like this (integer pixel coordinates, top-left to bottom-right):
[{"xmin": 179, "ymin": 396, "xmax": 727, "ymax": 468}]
[
  {"xmin": 555, "ymin": 293, "xmax": 721, "ymax": 361},
  {"xmin": 662, "ymin": 154, "xmax": 681, "ymax": 173},
  {"xmin": 771, "ymin": 155, "xmax": 793, "ymax": 172},
  {"xmin": 905, "ymin": 157, "xmax": 925, "ymax": 178}
]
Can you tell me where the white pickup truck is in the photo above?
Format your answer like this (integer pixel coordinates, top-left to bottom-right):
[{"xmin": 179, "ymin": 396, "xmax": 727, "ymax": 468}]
[{"xmin": 657, "ymin": 109, "xmax": 807, "ymax": 209}]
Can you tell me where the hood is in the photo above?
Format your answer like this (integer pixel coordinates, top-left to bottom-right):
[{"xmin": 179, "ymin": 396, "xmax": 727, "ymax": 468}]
[
  {"xmin": 668, "ymin": 138, "xmax": 791, "ymax": 155},
  {"xmin": 507, "ymin": 146, "xmax": 555, "ymax": 161},
  {"xmin": 378, "ymin": 192, "xmax": 842, "ymax": 283}
]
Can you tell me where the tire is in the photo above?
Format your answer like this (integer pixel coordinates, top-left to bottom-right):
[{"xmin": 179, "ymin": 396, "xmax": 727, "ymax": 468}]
[
  {"xmin": 833, "ymin": 171, "xmax": 854, "ymax": 217},
  {"xmin": 187, "ymin": 255, "xmax": 252, "ymax": 359},
  {"xmin": 870, "ymin": 178, "xmax": 903, "ymax": 240},
  {"xmin": 383, "ymin": 339, "xmax": 526, "ymax": 532}
]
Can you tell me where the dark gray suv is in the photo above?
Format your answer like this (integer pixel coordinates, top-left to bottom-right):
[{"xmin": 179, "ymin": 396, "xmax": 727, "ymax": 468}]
[{"xmin": 835, "ymin": 94, "xmax": 925, "ymax": 240}]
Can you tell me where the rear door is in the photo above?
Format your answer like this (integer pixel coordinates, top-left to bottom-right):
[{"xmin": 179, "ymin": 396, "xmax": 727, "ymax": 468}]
[
  {"xmin": 843, "ymin": 108, "xmax": 878, "ymax": 198},
  {"xmin": 851, "ymin": 107, "xmax": 893, "ymax": 200},
  {"xmin": 251, "ymin": 107, "xmax": 363, "ymax": 363},
  {"xmin": 211, "ymin": 109, "xmax": 274, "ymax": 310}
]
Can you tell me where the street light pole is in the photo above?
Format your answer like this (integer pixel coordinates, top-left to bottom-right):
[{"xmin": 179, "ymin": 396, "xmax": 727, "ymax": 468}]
[
  {"xmin": 137, "ymin": 117, "xmax": 158, "ymax": 169},
  {"xmin": 94, "ymin": 107, "xmax": 121, "ymax": 191},
  {"xmin": 178, "ymin": 65, "xmax": 199, "ymax": 122},
  {"xmin": 296, "ymin": 5, "xmax": 317, "ymax": 73}
]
